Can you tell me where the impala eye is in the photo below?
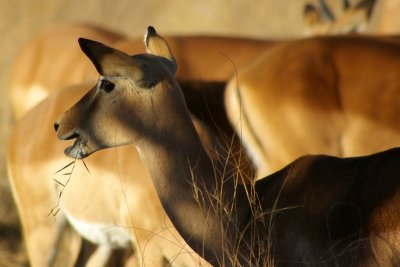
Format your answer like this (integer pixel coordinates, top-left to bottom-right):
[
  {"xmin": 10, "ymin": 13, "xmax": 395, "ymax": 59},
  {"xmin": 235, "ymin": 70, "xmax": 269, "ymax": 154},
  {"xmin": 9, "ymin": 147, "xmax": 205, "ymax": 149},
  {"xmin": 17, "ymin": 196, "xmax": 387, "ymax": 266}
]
[{"xmin": 99, "ymin": 79, "xmax": 115, "ymax": 93}]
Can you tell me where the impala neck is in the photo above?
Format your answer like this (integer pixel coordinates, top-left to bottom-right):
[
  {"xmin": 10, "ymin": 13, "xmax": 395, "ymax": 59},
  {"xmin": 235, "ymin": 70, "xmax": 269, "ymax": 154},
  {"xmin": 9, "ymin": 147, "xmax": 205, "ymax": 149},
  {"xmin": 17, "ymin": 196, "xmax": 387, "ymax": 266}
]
[{"xmin": 133, "ymin": 96, "xmax": 250, "ymax": 265}]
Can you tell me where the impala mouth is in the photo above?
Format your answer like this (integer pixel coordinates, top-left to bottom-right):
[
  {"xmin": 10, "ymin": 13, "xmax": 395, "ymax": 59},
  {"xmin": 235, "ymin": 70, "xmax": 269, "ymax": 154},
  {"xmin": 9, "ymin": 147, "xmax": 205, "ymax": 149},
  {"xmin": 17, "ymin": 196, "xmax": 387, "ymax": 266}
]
[{"xmin": 64, "ymin": 135, "xmax": 91, "ymax": 159}]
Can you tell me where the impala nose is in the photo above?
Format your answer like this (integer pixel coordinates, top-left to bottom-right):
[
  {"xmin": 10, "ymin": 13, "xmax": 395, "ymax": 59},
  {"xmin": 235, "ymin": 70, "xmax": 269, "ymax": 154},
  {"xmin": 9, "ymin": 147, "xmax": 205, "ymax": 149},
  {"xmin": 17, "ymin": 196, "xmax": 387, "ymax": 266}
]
[{"xmin": 54, "ymin": 122, "xmax": 59, "ymax": 132}]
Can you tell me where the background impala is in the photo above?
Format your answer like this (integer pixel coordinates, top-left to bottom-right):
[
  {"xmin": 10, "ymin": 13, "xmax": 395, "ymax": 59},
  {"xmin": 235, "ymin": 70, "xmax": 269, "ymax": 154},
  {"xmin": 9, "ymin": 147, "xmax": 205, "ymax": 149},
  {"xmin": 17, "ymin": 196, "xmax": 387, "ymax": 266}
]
[{"xmin": 225, "ymin": 34, "xmax": 400, "ymax": 178}]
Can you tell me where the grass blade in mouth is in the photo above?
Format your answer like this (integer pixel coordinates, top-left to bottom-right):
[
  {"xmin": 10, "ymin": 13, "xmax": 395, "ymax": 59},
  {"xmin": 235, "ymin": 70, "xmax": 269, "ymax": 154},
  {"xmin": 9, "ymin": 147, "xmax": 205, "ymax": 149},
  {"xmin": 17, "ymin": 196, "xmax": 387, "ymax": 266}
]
[{"xmin": 64, "ymin": 137, "xmax": 85, "ymax": 158}]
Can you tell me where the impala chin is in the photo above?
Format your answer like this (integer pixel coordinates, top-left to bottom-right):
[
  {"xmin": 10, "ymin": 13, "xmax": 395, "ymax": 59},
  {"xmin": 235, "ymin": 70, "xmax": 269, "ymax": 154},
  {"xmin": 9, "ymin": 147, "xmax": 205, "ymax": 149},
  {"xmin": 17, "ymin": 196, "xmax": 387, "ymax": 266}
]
[
  {"xmin": 64, "ymin": 137, "xmax": 92, "ymax": 159},
  {"xmin": 55, "ymin": 124, "xmax": 97, "ymax": 158}
]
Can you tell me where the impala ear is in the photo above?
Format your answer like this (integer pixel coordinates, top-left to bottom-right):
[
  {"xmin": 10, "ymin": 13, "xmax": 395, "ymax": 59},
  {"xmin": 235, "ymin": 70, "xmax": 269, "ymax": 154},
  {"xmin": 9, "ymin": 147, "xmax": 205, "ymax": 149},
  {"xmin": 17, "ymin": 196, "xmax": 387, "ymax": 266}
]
[
  {"xmin": 318, "ymin": 0, "xmax": 335, "ymax": 21},
  {"xmin": 144, "ymin": 26, "xmax": 177, "ymax": 75},
  {"xmin": 78, "ymin": 38, "xmax": 144, "ymax": 81},
  {"xmin": 304, "ymin": 3, "xmax": 322, "ymax": 26},
  {"xmin": 79, "ymin": 38, "xmax": 114, "ymax": 75}
]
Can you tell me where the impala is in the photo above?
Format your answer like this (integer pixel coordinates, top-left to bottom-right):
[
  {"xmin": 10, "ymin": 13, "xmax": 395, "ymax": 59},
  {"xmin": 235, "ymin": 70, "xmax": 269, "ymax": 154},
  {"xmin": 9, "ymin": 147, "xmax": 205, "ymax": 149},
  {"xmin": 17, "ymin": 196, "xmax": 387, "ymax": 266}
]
[
  {"xmin": 371, "ymin": 0, "xmax": 400, "ymax": 34},
  {"xmin": 8, "ymin": 81, "xmax": 228, "ymax": 266},
  {"xmin": 303, "ymin": 0, "xmax": 400, "ymax": 35},
  {"xmin": 225, "ymin": 34, "xmax": 400, "ymax": 178},
  {"xmin": 303, "ymin": 0, "xmax": 376, "ymax": 35},
  {"xmin": 55, "ymin": 26, "xmax": 400, "ymax": 266},
  {"xmin": 8, "ymin": 24, "xmax": 253, "ymax": 267}
]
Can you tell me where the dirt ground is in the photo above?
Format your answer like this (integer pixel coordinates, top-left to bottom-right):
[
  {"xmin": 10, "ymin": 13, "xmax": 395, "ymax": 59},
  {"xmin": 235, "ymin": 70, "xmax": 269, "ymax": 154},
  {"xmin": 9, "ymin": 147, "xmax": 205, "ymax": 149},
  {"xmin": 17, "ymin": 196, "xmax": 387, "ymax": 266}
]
[{"xmin": 0, "ymin": 0, "xmax": 369, "ymax": 265}]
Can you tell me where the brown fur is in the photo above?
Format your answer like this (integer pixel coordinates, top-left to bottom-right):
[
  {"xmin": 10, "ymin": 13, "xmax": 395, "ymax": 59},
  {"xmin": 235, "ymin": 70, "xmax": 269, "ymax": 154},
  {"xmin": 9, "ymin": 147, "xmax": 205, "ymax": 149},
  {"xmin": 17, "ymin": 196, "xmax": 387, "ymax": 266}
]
[{"xmin": 225, "ymin": 35, "xmax": 400, "ymax": 178}]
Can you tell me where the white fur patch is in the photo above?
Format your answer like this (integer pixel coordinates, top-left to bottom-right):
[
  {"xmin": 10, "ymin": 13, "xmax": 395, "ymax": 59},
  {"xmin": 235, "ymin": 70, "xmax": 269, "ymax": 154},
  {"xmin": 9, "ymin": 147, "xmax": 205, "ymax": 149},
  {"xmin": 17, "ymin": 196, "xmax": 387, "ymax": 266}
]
[
  {"xmin": 226, "ymin": 86, "xmax": 262, "ymax": 168},
  {"xmin": 64, "ymin": 211, "xmax": 132, "ymax": 249},
  {"xmin": 25, "ymin": 85, "xmax": 49, "ymax": 111}
]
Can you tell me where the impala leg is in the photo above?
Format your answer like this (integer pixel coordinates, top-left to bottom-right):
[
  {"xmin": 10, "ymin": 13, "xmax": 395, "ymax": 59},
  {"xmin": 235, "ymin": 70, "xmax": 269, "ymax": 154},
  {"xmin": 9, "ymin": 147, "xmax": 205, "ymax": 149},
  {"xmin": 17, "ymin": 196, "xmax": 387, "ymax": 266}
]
[
  {"xmin": 107, "ymin": 247, "xmax": 136, "ymax": 267},
  {"xmin": 48, "ymin": 216, "xmax": 82, "ymax": 267},
  {"xmin": 84, "ymin": 244, "xmax": 132, "ymax": 267},
  {"xmin": 22, "ymin": 216, "xmax": 80, "ymax": 267},
  {"xmin": 7, "ymin": 166, "xmax": 81, "ymax": 267}
]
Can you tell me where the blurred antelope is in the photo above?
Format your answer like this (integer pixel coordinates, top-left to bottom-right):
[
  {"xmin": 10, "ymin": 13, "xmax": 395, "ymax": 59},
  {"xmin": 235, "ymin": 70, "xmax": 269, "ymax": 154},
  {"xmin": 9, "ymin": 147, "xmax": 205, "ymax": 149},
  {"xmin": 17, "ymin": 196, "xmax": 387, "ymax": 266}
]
[
  {"xmin": 303, "ymin": 0, "xmax": 376, "ymax": 35},
  {"xmin": 225, "ymin": 34, "xmax": 400, "ymax": 178}
]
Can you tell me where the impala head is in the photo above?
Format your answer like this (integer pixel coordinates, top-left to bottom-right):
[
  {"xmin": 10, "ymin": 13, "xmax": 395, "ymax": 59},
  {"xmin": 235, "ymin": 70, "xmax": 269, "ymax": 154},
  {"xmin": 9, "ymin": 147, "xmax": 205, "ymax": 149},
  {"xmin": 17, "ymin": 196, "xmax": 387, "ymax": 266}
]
[
  {"xmin": 55, "ymin": 26, "xmax": 184, "ymax": 159},
  {"xmin": 303, "ymin": 0, "xmax": 376, "ymax": 35}
]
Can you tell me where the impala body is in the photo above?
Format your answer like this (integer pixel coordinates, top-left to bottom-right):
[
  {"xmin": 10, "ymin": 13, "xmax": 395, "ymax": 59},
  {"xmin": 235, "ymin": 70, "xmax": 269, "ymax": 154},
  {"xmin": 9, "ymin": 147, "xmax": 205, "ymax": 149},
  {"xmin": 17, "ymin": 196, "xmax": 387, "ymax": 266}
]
[{"xmin": 225, "ymin": 34, "xmax": 400, "ymax": 178}]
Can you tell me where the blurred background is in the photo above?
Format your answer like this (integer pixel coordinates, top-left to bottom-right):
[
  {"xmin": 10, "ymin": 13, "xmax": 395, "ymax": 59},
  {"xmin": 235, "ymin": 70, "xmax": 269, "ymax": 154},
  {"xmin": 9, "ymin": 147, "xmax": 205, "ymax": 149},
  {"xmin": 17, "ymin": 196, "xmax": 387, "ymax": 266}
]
[{"xmin": 0, "ymin": 0, "xmax": 397, "ymax": 265}]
